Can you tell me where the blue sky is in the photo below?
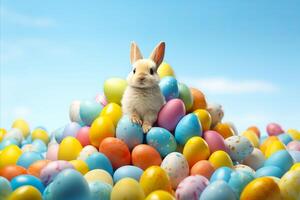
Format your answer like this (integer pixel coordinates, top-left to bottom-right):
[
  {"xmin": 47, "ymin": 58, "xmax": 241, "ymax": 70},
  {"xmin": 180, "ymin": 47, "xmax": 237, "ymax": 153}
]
[{"xmin": 1, "ymin": 0, "xmax": 300, "ymax": 134}]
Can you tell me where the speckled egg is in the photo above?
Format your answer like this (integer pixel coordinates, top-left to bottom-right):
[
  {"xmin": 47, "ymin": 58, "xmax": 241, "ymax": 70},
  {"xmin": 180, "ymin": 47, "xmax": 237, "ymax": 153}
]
[
  {"xmin": 242, "ymin": 148, "xmax": 265, "ymax": 170},
  {"xmin": 225, "ymin": 136, "xmax": 254, "ymax": 161},
  {"xmin": 279, "ymin": 169, "xmax": 300, "ymax": 200},
  {"xmin": 159, "ymin": 76, "xmax": 179, "ymax": 101},
  {"xmin": 176, "ymin": 175, "xmax": 209, "ymax": 200}
]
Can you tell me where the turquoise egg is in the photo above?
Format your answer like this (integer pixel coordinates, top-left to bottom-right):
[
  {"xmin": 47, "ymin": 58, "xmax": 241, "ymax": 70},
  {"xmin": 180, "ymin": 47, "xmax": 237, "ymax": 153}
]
[
  {"xmin": 43, "ymin": 183, "xmax": 54, "ymax": 200},
  {"xmin": 159, "ymin": 76, "xmax": 179, "ymax": 101},
  {"xmin": 80, "ymin": 100, "xmax": 103, "ymax": 126},
  {"xmin": 178, "ymin": 82, "xmax": 193, "ymax": 111},
  {"xmin": 255, "ymin": 166, "xmax": 284, "ymax": 178},
  {"xmin": 116, "ymin": 115, "xmax": 144, "ymax": 150},
  {"xmin": 113, "ymin": 165, "xmax": 143, "ymax": 183},
  {"xmin": 200, "ymin": 180, "xmax": 236, "ymax": 200},
  {"xmin": 16, "ymin": 151, "xmax": 43, "ymax": 168},
  {"xmin": 32, "ymin": 139, "xmax": 47, "ymax": 152},
  {"xmin": 11, "ymin": 174, "xmax": 45, "ymax": 193},
  {"xmin": 0, "ymin": 177, "xmax": 12, "ymax": 199},
  {"xmin": 278, "ymin": 133, "xmax": 293, "ymax": 145},
  {"xmin": 175, "ymin": 113, "xmax": 202, "ymax": 145},
  {"xmin": 210, "ymin": 167, "xmax": 233, "ymax": 182},
  {"xmin": 146, "ymin": 127, "xmax": 177, "ymax": 157},
  {"xmin": 53, "ymin": 126, "xmax": 65, "ymax": 143},
  {"xmin": 0, "ymin": 138, "xmax": 19, "ymax": 150},
  {"xmin": 85, "ymin": 152, "xmax": 113, "ymax": 175},
  {"xmin": 264, "ymin": 150, "xmax": 294, "ymax": 172},
  {"xmin": 89, "ymin": 180, "xmax": 112, "ymax": 200},
  {"xmin": 227, "ymin": 171, "xmax": 254, "ymax": 197}
]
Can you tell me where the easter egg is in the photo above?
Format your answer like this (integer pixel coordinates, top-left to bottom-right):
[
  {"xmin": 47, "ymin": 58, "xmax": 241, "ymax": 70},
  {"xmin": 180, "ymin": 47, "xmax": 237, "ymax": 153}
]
[
  {"xmin": 264, "ymin": 140, "xmax": 286, "ymax": 158},
  {"xmin": 242, "ymin": 130, "xmax": 259, "ymax": 148},
  {"xmin": 260, "ymin": 136, "xmax": 278, "ymax": 153},
  {"xmin": 193, "ymin": 109, "xmax": 212, "ymax": 131},
  {"xmin": 176, "ymin": 175, "xmax": 209, "ymax": 200},
  {"xmin": 12, "ymin": 119, "xmax": 30, "ymax": 138},
  {"xmin": 279, "ymin": 169, "xmax": 300, "ymax": 200},
  {"xmin": 111, "ymin": 178, "xmax": 145, "ymax": 200},
  {"xmin": 17, "ymin": 151, "xmax": 43, "ymax": 168},
  {"xmin": 27, "ymin": 160, "xmax": 51, "ymax": 177},
  {"xmin": 175, "ymin": 113, "xmax": 202, "ymax": 146},
  {"xmin": 146, "ymin": 190, "xmax": 175, "ymax": 200},
  {"xmin": 157, "ymin": 62, "xmax": 175, "ymax": 78},
  {"xmin": 50, "ymin": 169, "xmax": 90, "ymax": 200},
  {"xmin": 0, "ymin": 177, "xmax": 12, "ymax": 199},
  {"xmin": 100, "ymin": 103, "xmax": 122, "ymax": 126},
  {"xmin": 31, "ymin": 139, "xmax": 47, "ymax": 153},
  {"xmin": 40, "ymin": 160, "xmax": 74, "ymax": 185},
  {"xmin": 31, "ymin": 128, "xmax": 49, "ymax": 144},
  {"xmin": 178, "ymin": 83, "xmax": 193, "ymax": 111},
  {"xmin": 69, "ymin": 100, "xmax": 82, "ymax": 124},
  {"xmin": 213, "ymin": 123, "xmax": 234, "ymax": 139},
  {"xmin": 190, "ymin": 160, "xmax": 215, "ymax": 179},
  {"xmin": 290, "ymin": 162, "xmax": 300, "ymax": 171},
  {"xmin": 247, "ymin": 126, "xmax": 260, "ymax": 138},
  {"xmin": 233, "ymin": 165, "xmax": 255, "ymax": 177},
  {"xmin": 80, "ymin": 100, "xmax": 103, "ymax": 126},
  {"xmin": 113, "ymin": 165, "xmax": 143, "ymax": 183},
  {"xmin": 287, "ymin": 150, "xmax": 300, "ymax": 162},
  {"xmin": 255, "ymin": 166, "xmax": 284, "ymax": 178},
  {"xmin": 69, "ymin": 160, "xmax": 89, "ymax": 175},
  {"xmin": 77, "ymin": 145, "xmax": 98, "ymax": 160},
  {"xmin": 104, "ymin": 77, "xmax": 127, "ymax": 105},
  {"xmin": 0, "ymin": 138, "xmax": 19, "ymax": 150},
  {"xmin": 199, "ymin": 180, "xmax": 236, "ymax": 200},
  {"xmin": 287, "ymin": 140, "xmax": 300, "ymax": 151},
  {"xmin": 88, "ymin": 180, "xmax": 112, "ymax": 200},
  {"xmin": 157, "ymin": 99, "xmax": 186, "ymax": 131},
  {"xmin": 242, "ymin": 148, "xmax": 265, "ymax": 170},
  {"xmin": 240, "ymin": 177, "xmax": 281, "ymax": 200},
  {"xmin": 53, "ymin": 126, "xmax": 65, "ymax": 144},
  {"xmin": 58, "ymin": 136, "xmax": 82, "ymax": 161},
  {"xmin": 61, "ymin": 122, "xmax": 81, "ymax": 140},
  {"xmin": 226, "ymin": 171, "xmax": 254, "ymax": 197},
  {"xmin": 4, "ymin": 128, "xmax": 23, "ymax": 144},
  {"xmin": 264, "ymin": 150, "xmax": 294, "ymax": 172},
  {"xmin": 76, "ymin": 126, "xmax": 91, "ymax": 146},
  {"xmin": 0, "ymin": 145, "xmax": 22, "ymax": 167},
  {"xmin": 277, "ymin": 133, "xmax": 293, "ymax": 145},
  {"xmin": 203, "ymin": 130, "xmax": 226, "ymax": 153},
  {"xmin": 11, "ymin": 174, "xmax": 45, "ymax": 193},
  {"xmin": 266, "ymin": 123, "xmax": 284, "ymax": 136},
  {"xmin": 89, "ymin": 116, "xmax": 115, "ymax": 147},
  {"xmin": 146, "ymin": 127, "xmax": 177, "ymax": 157},
  {"xmin": 99, "ymin": 137, "xmax": 131, "ymax": 169},
  {"xmin": 85, "ymin": 152, "xmax": 113, "ymax": 175},
  {"xmin": 46, "ymin": 142, "xmax": 58, "ymax": 161},
  {"xmin": 9, "ymin": 185, "xmax": 42, "ymax": 200},
  {"xmin": 0, "ymin": 128, "xmax": 7, "ymax": 142},
  {"xmin": 0, "ymin": 165, "xmax": 27, "ymax": 180},
  {"xmin": 116, "ymin": 115, "xmax": 143, "ymax": 149},
  {"xmin": 210, "ymin": 167, "xmax": 233, "ymax": 182},
  {"xmin": 189, "ymin": 88, "xmax": 207, "ymax": 111},
  {"xmin": 225, "ymin": 136, "xmax": 254, "ymax": 161},
  {"xmin": 84, "ymin": 169, "xmax": 113, "ymax": 185},
  {"xmin": 140, "ymin": 166, "xmax": 172, "ymax": 196},
  {"xmin": 208, "ymin": 150, "xmax": 233, "ymax": 169},
  {"xmin": 131, "ymin": 144, "xmax": 162, "ymax": 170},
  {"xmin": 183, "ymin": 136, "xmax": 210, "ymax": 167},
  {"xmin": 159, "ymin": 76, "xmax": 179, "ymax": 101},
  {"xmin": 161, "ymin": 152, "xmax": 189, "ymax": 189},
  {"xmin": 95, "ymin": 93, "xmax": 108, "ymax": 106},
  {"xmin": 287, "ymin": 128, "xmax": 300, "ymax": 140}
]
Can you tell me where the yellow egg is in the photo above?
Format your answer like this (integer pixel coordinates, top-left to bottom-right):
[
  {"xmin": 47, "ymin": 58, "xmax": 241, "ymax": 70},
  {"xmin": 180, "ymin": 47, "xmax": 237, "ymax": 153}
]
[
  {"xmin": 140, "ymin": 166, "xmax": 172, "ymax": 196},
  {"xmin": 264, "ymin": 140, "xmax": 286, "ymax": 158},
  {"xmin": 208, "ymin": 150, "xmax": 233, "ymax": 169},
  {"xmin": 287, "ymin": 129, "xmax": 300, "ymax": 140},
  {"xmin": 100, "ymin": 103, "xmax": 122, "ymax": 126},
  {"xmin": 242, "ymin": 130, "xmax": 259, "ymax": 148},
  {"xmin": 103, "ymin": 77, "xmax": 127, "ymax": 105},
  {"xmin": 279, "ymin": 170, "xmax": 300, "ymax": 200},
  {"xmin": 111, "ymin": 178, "xmax": 145, "ymax": 200},
  {"xmin": 84, "ymin": 169, "xmax": 113, "ymax": 186},
  {"xmin": 145, "ymin": 190, "xmax": 175, "ymax": 200},
  {"xmin": 89, "ymin": 116, "xmax": 115, "ymax": 147},
  {"xmin": 0, "ymin": 145, "xmax": 22, "ymax": 168},
  {"xmin": 0, "ymin": 128, "xmax": 6, "ymax": 142},
  {"xmin": 183, "ymin": 136, "xmax": 210, "ymax": 167},
  {"xmin": 213, "ymin": 123, "xmax": 234, "ymax": 139},
  {"xmin": 290, "ymin": 163, "xmax": 300, "ymax": 171},
  {"xmin": 69, "ymin": 160, "xmax": 89, "ymax": 175},
  {"xmin": 31, "ymin": 128, "xmax": 49, "ymax": 144},
  {"xmin": 58, "ymin": 136, "xmax": 83, "ymax": 161},
  {"xmin": 157, "ymin": 62, "xmax": 175, "ymax": 78},
  {"xmin": 8, "ymin": 186, "xmax": 42, "ymax": 200},
  {"xmin": 193, "ymin": 109, "xmax": 212, "ymax": 131},
  {"xmin": 11, "ymin": 119, "xmax": 30, "ymax": 138},
  {"xmin": 260, "ymin": 136, "xmax": 279, "ymax": 154}
]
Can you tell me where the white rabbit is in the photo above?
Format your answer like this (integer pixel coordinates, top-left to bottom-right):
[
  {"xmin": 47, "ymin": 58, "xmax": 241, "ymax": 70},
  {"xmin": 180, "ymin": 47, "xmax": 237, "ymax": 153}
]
[{"xmin": 121, "ymin": 42, "xmax": 165, "ymax": 133}]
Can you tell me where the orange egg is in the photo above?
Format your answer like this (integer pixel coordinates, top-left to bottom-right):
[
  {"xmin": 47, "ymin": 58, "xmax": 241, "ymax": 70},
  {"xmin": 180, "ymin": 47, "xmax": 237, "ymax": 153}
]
[
  {"xmin": 0, "ymin": 165, "xmax": 27, "ymax": 180},
  {"xmin": 213, "ymin": 123, "xmax": 234, "ymax": 139},
  {"xmin": 240, "ymin": 177, "xmax": 281, "ymax": 200},
  {"xmin": 189, "ymin": 88, "xmax": 207, "ymax": 111},
  {"xmin": 247, "ymin": 126, "xmax": 261, "ymax": 138},
  {"xmin": 27, "ymin": 160, "xmax": 51, "ymax": 177},
  {"xmin": 190, "ymin": 160, "xmax": 215, "ymax": 179},
  {"xmin": 99, "ymin": 137, "xmax": 131, "ymax": 169},
  {"xmin": 131, "ymin": 144, "xmax": 162, "ymax": 170}
]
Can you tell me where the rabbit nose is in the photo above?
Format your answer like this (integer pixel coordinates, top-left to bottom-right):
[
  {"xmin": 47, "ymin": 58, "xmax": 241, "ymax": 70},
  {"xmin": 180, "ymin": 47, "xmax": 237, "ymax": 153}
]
[{"xmin": 139, "ymin": 77, "xmax": 145, "ymax": 81}]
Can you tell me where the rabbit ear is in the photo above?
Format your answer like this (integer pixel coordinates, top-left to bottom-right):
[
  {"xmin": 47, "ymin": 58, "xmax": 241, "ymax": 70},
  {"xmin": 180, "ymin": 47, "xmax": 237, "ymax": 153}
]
[
  {"xmin": 149, "ymin": 42, "xmax": 165, "ymax": 68},
  {"xmin": 130, "ymin": 42, "xmax": 143, "ymax": 65}
]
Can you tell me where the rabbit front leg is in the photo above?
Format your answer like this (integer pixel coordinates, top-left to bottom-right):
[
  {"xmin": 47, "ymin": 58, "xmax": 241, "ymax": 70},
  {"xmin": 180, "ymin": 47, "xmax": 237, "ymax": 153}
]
[
  {"xmin": 142, "ymin": 110, "xmax": 157, "ymax": 133},
  {"xmin": 131, "ymin": 111, "xmax": 143, "ymax": 125}
]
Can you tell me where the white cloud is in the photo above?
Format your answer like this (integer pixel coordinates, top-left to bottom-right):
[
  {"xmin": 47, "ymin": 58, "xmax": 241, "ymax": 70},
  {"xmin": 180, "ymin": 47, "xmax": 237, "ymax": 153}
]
[
  {"xmin": 12, "ymin": 106, "xmax": 32, "ymax": 119},
  {"xmin": 183, "ymin": 77, "xmax": 279, "ymax": 94}
]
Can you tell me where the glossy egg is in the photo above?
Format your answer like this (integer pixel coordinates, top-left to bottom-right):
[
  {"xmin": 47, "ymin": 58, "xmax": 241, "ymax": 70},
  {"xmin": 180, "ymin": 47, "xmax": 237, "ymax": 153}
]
[
  {"xmin": 84, "ymin": 169, "xmax": 113, "ymax": 185},
  {"xmin": 227, "ymin": 171, "xmax": 254, "ymax": 197},
  {"xmin": 189, "ymin": 88, "xmax": 207, "ymax": 111},
  {"xmin": 0, "ymin": 177, "xmax": 12, "ymax": 199},
  {"xmin": 255, "ymin": 166, "xmax": 284, "ymax": 178},
  {"xmin": 77, "ymin": 145, "xmax": 98, "ymax": 160},
  {"xmin": 279, "ymin": 169, "xmax": 300, "ymax": 200},
  {"xmin": 176, "ymin": 175, "xmax": 209, "ymax": 200},
  {"xmin": 277, "ymin": 133, "xmax": 293, "ymax": 145},
  {"xmin": 199, "ymin": 180, "xmax": 236, "ymax": 200},
  {"xmin": 58, "ymin": 136, "xmax": 83, "ymax": 161},
  {"xmin": 146, "ymin": 127, "xmax": 177, "ymax": 157},
  {"xmin": 242, "ymin": 148, "xmax": 265, "ymax": 170},
  {"xmin": 89, "ymin": 116, "xmax": 115, "ymax": 147},
  {"xmin": 88, "ymin": 180, "xmax": 112, "ymax": 200},
  {"xmin": 27, "ymin": 160, "xmax": 51, "ymax": 177},
  {"xmin": 190, "ymin": 160, "xmax": 215, "ymax": 179},
  {"xmin": 79, "ymin": 100, "xmax": 103, "ymax": 126},
  {"xmin": 264, "ymin": 150, "xmax": 294, "ymax": 172},
  {"xmin": 31, "ymin": 139, "xmax": 47, "ymax": 153},
  {"xmin": 17, "ymin": 151, "xmax": 43, "ymax": 168},
  {"xmin": 178, "ymin": 83, "xmax": 193, "ymax": 111},
  {"xmin": 103, "ymin": 77, "xmax": 127, "ymax": 105},
  {"xmin": 159, "ymin": 76, "xmax": 179, "ymax": 101},
  {"xmin": 193, "ymin": 109, "xmax": 212, "ymax": 131},
  {"xmin": 113, "ymin": 165, "xmax": 143, "ymax": 183},
  {"xmin": 11, "ymin": 174, "xmax": 45, "ymax": 193},
  {"xmin": 69, "ymin": 160, "xmax": 89, "ymax": 175},
  {"xmin": 242, "ymin": 130, "xmax": 259, "ymax": 148},
  {"xmin": 208, "ymin": 150, "xmax": 233, "ymax": 169},
  {"xmin": 266, "ymin": 123, "xmax": 284, "ymax": 136},
  {"xmin": 213, "ymin": 123, "xmax": 234, "ymax": 139},
  {"xmin": 9, "ymin": 185, "xmax": 42, "ymax": 200},
  {"xmin": 60, "ymin": 122, "xmax": 81, "ymax": 141},
  {"xmin": 100, "ymin": 103, "xmax": 122, "ymax": 126},
  {"xmin": 146, "ymin": 190, "xmax": 175, "ymax": 200},
  {"xmin": 111, "ymin": 178, "xmax": 145, "ymax": 200},
  {"xmin": 210, "ymin": 167, "xmax": 233, "ymax": 182},
  {"xmin": 131, "ymin": 144, "xmax": 162, "ymax": 170},
  {"xmin": 0, "ymin": 165, "xmax": 27, "ymax": 181},
  {"xmin": 203, "ymin": 130, "xmax": 226, "ymax": 153},
  {"xmin": 76, "ymin": 126, "xmax": 91, "ymax": 146},
  {"xmin": 31, "ymin": 128, "xmax": 49, "ymax": 145},
  {"xmin": 233, "ymin": 165, "xmax": 255, "ymax": 177},
  {"xmin": 225, "ymin": 136, "xmax": 254, "ymax": 161},
  {"xmin": 157, "ymin": 99, "xmax": 186, "ymax": 131},
  {"xmin": 0, "ymin": 145, "xmax": 22, "ymax": 168},
  {"xmin": 157, "ymin": 62, "xmax": 175, "ymax": 78},
  {"xmin": 85, "ymin": 152, "xmax": 113, "ymax": 175},
  {"xmin": 246, "ymin": 126, "xmax": 261, "ymax": 138}
]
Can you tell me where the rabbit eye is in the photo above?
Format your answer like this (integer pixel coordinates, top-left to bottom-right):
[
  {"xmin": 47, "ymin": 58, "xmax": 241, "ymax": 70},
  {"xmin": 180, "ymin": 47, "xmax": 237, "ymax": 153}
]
[
  {"xmin": 150, "ymin": 68, "xmax": 154, "ymax": 75},
  {"xmin": 133, "ymin": 68, "xmax": 136, "ymax": 74}
]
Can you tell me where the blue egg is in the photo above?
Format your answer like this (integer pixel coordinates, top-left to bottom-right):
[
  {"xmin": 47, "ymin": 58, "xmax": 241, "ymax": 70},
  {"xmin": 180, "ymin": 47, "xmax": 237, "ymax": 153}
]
[
  {"xmin": 175, "ymin": 113, "xmax": 202, "ymax": 145},
  {"xmin": 21, "ymin": 137, "xmax": 31, "ymax": 146},
  {"xmin": 50, "ymin": 169, "xmax": 90, "ymax": 200},
  {"xmin": 255, "ymin": 166, "xmax": 284, "ymax": 178},
  {"xmin": 89, "ymin": 181, "xmax": 112, "ymax": 200},
  {"xmin": 288, "ymin": 150, "xmax": 300, "ymax": 163},
  {"xmin": 53, "ymin": 126, "xmax": 65, "ymax": 143},
  {"xmin": 0, "ymin": 177, "xmax": 12, "ymax": 200},
  {"xmin": 63, "ymin": 122, "xmax": 81, "ymax": 138},
  {"xmin": 43, "ymin": 183, "xmax": 54, "ymax": 200},
  {"xmin": 210, "ymin": 167, "xmax": 234, "ymax": 182},
  {"xmin": 11, "ymin": 175, "xmax": 45, "ymax": 193},
  {"xmin": 113, "ymin": 165, "xmax": 143, "ymax": 183},
  {"xmin": 17, "ymin": 151, "xmax": 43, "ymax": 168},
  {"xmin": 0, "ymin": 138, "xmax": 19, "ymax": 150},
  {"xmin": 146, "ymin": 127, "xmax": 177, "ymax": 157},
  {"xmin": 80, "ymin": 100, "xmax": 103, "ymax": 126},
  {"xmin": 227, "ymin": 171, "xmax": 254, "ymax": 197},
  {"xmin": 116, "ymin": 116, "xmax": 143, "ymax": 149},
  {"xmin": 85, "ymin": 152, "xmax": 113, "ymax": 175},
  {"xmin": 200, "ymin": 180, "xmax": 236, "ymax": 200},
  {"xmin": 159, "ymin": 76, "xmax": 179, "ymax": 101},
  {"xmin": 32, "ymin": 139, "xmax": 47, "ymax": 152},
  {"xmin": 278, "ymin": 133, "xmax": 293, "ymax": 145},
  {"xmin": 264, "ymin": 150, "xmax": 294, "ymax": 173}
]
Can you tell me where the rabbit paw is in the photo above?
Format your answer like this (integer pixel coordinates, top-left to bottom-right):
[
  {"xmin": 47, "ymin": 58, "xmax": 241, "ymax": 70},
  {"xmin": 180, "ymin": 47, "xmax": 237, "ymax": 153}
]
[
  {"xmin": 142, "ymin": 122, "xmax": 152, "ymax": 133},
  {"xmin": 131, "ymin": 114, "xmax": 142, "ymax": 125}
]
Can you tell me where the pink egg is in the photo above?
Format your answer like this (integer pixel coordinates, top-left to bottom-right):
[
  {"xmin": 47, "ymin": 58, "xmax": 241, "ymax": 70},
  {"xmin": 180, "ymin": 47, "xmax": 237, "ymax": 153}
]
[
  {"xmin": 157, "ymin": 99, "xmax": 186, "ymax": 131},
  {"xmin": 287, "ymin": 141, "xmax": 300, "ymax": 151},
  {"xmin": 95, "ymin": 93, "xmax": 107, "ymax": 106},
  {"xmin": 46, "ymin": 142, "xmax": 59, "ymax": 161},
  {"xmin": 176, "ymin": 175, "xmax": 209, "ymax": 200},
  {"xmin": 203, "ymin": 130, "xmax": 226, "ymax": 153},
  {"xmin": 266, "ymin": 123, "xmax": 284, "ymax": 136},
  {"xmin": 76, "ymin": 126, "xmax": 91, "ymax": 146}
]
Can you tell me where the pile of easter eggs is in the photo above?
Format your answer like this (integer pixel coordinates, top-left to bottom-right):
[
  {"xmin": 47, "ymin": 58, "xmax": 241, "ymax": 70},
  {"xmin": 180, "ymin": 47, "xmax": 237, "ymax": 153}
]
[{"xmin": 1, "ymin": 62, "xmax": 300, "ymax": 200}]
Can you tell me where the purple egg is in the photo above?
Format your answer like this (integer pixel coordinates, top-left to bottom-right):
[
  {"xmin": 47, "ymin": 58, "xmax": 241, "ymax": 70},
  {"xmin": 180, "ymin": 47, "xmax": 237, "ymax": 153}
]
[
  {"xmin": 287, "ymin": 141, "xmax": 300, "ymax": 151},
  {"xmin": 176, "ymin": 175, "xmax": 209, "ymax": 200},
  {"xmin": 62, "ymin": 122, "xmax": 81, "ymax": 139},
  {"xmin": 203, "ymin": 130, "xmax": 226, "ymax": 153},
  {"xmin": 266, "ymin": 123, "xmax": 284, "ymax": 136}
]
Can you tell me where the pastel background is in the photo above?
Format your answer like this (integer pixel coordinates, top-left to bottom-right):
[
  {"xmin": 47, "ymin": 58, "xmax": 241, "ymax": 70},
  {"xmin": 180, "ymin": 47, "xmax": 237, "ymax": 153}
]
[{"xmin": 1, "ymin": 0, "xmax": 299, "ymax": 135}]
